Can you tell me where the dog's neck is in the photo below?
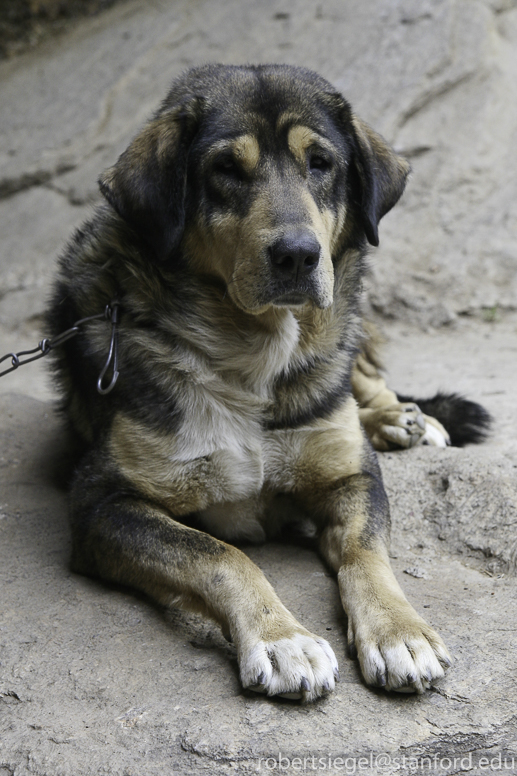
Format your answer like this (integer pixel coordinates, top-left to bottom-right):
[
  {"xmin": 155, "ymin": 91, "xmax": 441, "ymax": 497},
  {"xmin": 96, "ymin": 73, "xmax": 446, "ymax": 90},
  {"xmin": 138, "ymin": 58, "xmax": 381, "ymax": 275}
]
[{"xmin": 166, "ymin": 276, "xmax": 306, "ymax": 398}]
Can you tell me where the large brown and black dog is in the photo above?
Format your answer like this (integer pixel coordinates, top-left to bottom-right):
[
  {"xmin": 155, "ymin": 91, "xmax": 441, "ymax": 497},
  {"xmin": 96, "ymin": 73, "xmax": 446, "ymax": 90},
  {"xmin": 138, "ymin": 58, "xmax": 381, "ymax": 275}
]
[{"xmin": 47, "ymin": 64, "xmax": 490, "ymax": 702}]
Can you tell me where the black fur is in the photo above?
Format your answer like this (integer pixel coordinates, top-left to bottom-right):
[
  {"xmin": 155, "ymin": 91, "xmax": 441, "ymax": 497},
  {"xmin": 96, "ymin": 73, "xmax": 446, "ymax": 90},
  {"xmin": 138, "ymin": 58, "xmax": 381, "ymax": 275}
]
[{"xmin": 397, "ymin": 391, "xmax": 492, "ymax": 446}]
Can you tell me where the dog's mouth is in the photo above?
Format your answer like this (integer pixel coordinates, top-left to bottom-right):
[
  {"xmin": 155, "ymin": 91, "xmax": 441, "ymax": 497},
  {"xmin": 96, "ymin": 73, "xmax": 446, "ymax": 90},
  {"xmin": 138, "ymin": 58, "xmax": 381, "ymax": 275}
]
[
  {"xmin": 272, "ymin": 292, "xmax": 312, "ymax": 307},
  {"xmin": 228, "ymin": 259, "xmax": 334, "ymax": 313},
  {"xmin": 268, "ymin": 278, "xmax": 332, "ymax": 309}
]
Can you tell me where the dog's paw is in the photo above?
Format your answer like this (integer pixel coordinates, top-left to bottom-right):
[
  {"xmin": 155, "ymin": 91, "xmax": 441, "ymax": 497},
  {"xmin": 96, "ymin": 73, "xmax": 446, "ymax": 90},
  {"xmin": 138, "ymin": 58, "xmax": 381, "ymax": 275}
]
[
  {"xmin": 415, "ymin": 415, "xmax": 450, "ymax": 448},
  {"xmin": 361, "ymin": 403, "xmax": 451, "ymax": 451},
  {"xmin": 361, "ymin": 402, "xmax": 426, "ymax": 451},
  {"xmin": 349, "ymin": 606, "xmax": 452, "ymax": 694},
  {"xmin": 240, "ymin": 632, "xmax": 339, "ymax": 702}
]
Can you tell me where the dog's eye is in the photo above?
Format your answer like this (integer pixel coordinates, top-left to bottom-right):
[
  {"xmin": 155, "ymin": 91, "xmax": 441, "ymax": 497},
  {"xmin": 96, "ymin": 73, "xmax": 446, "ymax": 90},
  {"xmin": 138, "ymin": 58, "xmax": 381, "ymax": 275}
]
[
  {"xmin": 308, "ymin": 152, "xmax": 332, "ymax": 174},
  {"xmin": 214, "ymin": 156, "xmax": 239, "ymax": 175}
]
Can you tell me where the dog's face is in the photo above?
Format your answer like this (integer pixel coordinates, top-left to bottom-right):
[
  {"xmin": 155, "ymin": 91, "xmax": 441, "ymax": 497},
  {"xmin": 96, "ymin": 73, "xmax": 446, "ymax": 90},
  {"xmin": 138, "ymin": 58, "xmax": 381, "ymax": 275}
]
[
  {"xmin": 185, "ymin": 111, "xmax": 345, "ymax": 312},
  {"xmin": 99, "ymin": 65, "xmax": 409, "ymax": 314}
]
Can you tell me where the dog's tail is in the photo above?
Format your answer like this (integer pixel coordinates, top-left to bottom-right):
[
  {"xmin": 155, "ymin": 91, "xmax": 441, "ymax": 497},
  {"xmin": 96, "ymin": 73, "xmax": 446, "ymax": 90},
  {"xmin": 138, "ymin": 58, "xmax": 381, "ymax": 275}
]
[{"xmin": 396, "ymin": 391, "xmax": 492, "ymax": 447}]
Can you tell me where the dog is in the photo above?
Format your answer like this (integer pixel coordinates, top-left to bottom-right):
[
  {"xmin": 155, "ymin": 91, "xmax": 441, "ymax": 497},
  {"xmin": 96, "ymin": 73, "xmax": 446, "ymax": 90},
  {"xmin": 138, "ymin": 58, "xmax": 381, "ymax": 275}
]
[{"xmin": 47, "ymin": 64, "xmax": 490, "ymax": 702}]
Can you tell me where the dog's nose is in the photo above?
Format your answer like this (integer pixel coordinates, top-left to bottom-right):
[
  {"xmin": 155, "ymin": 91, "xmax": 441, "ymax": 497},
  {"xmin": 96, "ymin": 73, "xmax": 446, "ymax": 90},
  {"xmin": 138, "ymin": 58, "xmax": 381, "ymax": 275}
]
[{"xmin": 269, "ymin": 231, "xmax": 320, "ymax": 279}]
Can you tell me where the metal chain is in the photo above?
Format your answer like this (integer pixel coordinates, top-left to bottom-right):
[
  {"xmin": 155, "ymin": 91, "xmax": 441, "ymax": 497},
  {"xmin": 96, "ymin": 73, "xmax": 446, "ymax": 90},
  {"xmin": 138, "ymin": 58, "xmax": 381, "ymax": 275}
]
[{"xmin": 0, "ymin": 301, "xmax": 120, "ymax": 395}]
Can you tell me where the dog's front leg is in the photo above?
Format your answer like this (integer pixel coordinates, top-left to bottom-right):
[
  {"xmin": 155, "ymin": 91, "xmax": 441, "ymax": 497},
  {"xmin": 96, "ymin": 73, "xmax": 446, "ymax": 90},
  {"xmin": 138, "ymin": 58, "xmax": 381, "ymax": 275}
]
[
  {"xmin": 316, "ymin": 452, "xmax": 452, "ymax": 694},
  {"xmin": 69, "ymin": 451, "xmax": 338, "ymax": 702}
]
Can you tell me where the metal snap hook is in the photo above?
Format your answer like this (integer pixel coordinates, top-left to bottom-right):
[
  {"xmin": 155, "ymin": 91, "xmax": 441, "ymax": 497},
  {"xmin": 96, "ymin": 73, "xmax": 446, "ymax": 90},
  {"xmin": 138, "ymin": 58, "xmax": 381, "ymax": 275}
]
[{"xmin": 96, "ymin": 302, "xmax": 120, "ymax": 395}]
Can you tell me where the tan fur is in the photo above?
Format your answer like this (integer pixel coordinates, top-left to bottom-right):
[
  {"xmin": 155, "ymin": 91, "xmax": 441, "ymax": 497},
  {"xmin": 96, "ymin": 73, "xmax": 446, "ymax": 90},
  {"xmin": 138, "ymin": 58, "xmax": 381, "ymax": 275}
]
[
  {"xmin": 233, "ymin": 134, "xmax": 261, "ymax": 173},
  {"xmin": 352, "ymin": 352, "xmax": 398, "ymax": 408},
  {"xmin": 276, "ymin": 110, "xmax": 304, "ymax": 133},
  {"xmin": 109, "ymin": 396, "xmax": 364, "ymax": 535},
  {"xmin": 337, "ymin": 545, "xmax": 449, "ymax": 692},
  {"xmin": 287, "ymin": 125, "xmax": 336, "ymax": 166},
  {"xmin": 264, "ymin": 397, "xmax": 364, "ymax": 497},
  {"xmin": 109, "ymin": 413, "xmax": 264, "ymax": 515},
  {"xmin": 100, "ymin": 114, "xmax": 182, "ymax": 205},
  {"xmin": 351, "ymin": 115, "xmax": 411, "ymax": 187}
]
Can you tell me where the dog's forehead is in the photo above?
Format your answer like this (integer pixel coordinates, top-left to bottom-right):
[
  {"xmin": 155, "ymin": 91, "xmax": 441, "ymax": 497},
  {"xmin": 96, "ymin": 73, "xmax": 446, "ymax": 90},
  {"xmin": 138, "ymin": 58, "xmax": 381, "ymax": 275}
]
[{"xmin": 197, "ymin": 92, "xmax": 342, "ymax": 161}]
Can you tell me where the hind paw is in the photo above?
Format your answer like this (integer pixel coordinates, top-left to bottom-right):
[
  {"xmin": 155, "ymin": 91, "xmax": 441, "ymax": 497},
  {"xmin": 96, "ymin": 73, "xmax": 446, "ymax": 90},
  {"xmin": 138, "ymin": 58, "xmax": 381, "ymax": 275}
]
[
  {"xmin": 360, "ymin": 403, "xmax": 425, "ymax": 451},
  {"xmin": 415, "ymin": 415, "xmax": 450, "ymax": 448},
  {"xmin": 360, "ymin": 404, "xmax": 450, "ymax": 451}
]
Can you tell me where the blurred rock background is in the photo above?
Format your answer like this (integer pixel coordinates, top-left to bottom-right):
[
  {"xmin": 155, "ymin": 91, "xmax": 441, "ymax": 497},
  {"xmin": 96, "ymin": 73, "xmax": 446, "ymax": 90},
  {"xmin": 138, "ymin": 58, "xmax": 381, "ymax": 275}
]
[{"xmin": 0, "ymin": 0, "xmax": 125, "ymax": 59}]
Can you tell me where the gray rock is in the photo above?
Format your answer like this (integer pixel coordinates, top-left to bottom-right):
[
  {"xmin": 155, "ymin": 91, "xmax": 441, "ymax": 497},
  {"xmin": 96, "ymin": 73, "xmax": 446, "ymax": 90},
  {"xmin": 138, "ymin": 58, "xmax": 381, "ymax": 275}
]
[
  {"xmin": 381, "ymin": 447, "xmax": 517, "ymax": 576},
  {"xmin": 0, "ymin": 188, "xmax": 90, "ymax": 330}
]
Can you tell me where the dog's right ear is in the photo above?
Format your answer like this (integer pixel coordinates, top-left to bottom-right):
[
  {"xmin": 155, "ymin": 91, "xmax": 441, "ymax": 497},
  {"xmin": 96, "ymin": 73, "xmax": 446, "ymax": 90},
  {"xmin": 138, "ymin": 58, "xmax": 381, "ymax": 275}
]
[{"xmin": 98, "ymin": 98, "xmax": 202, "ymax": 262}]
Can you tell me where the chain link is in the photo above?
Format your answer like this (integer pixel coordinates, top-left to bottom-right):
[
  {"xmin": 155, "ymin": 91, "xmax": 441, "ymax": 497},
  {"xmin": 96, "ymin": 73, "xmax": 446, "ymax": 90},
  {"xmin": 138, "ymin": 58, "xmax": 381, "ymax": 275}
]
[{"xmin": 0, "ymin": 301, "xmax": 120, "ymax": 395}]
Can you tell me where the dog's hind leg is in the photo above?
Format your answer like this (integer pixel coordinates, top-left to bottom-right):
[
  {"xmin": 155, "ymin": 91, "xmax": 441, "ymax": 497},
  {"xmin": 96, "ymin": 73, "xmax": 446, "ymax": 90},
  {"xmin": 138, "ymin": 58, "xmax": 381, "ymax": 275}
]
[
  {"xmin": 352, "ymin": 327, "xmax": 450, "ymax": 449},
  {"xmin": 69, "ymin": 451, "xmax": 338, "ymax": 702},
  {"xmin": 352, "ymin": 350, "xmax": 446, "ymax": 450},
  {"xmin": 352, "ymin": 323, "xmax": 490, "ymax": 449}
]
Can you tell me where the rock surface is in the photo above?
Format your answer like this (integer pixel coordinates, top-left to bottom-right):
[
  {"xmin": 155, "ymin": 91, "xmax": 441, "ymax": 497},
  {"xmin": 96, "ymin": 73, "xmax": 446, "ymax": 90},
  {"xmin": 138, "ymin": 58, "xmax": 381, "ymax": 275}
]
[{"xmin": 1, "ymin": 1, "xmax": 517, "ymax": 774}]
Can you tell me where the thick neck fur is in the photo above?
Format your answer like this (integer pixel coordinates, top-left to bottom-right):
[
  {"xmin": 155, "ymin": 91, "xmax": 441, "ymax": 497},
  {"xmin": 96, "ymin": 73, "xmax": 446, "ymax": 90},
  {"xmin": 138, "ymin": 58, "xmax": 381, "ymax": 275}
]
[
  {"xmin": 118, "ymin": 254, "xmax": 363, "ymax": 406},
  {"xmin": 159, "ymin": 279, "xmax": 304, "ymax": 399},
  {"xmin": 58, "ymin": 211, "xmax": 366, "ymax": 436}
]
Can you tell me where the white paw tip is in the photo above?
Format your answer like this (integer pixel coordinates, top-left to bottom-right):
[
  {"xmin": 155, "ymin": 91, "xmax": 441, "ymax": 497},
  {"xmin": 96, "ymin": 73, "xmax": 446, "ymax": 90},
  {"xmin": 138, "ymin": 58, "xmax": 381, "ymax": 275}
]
[{"xmin": 418, "ymin": 423, "xmax": 449, "ymax": 448}]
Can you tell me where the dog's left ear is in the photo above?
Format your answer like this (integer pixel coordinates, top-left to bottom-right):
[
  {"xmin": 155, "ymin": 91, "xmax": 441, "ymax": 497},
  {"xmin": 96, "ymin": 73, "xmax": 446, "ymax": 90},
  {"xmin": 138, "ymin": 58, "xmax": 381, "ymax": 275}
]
[
  {"xmin": 350, "ymin": 116, "xmax": 410, "ymax": 247},
  {"xmin": 99, "ymin": 97, "xmax": 202, "ymax": 262}
]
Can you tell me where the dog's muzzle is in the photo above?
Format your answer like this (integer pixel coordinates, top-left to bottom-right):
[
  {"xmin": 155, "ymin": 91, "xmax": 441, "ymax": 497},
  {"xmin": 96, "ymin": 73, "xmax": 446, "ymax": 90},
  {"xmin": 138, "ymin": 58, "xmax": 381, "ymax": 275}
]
[
  {"xmin": 269, "ymin": 229, "xmax": 320, "ymax": 280},
  {"xmin": 267, "ymin": 229, "xmax": 323, "ymax": 306}
]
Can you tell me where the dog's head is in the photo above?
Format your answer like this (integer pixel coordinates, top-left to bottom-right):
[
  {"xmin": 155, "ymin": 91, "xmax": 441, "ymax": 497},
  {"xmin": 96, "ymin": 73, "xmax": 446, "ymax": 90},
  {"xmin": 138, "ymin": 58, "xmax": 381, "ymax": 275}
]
[{"xmin": 99, "ymin": 64, "xmax": 409, "ymax": 314}]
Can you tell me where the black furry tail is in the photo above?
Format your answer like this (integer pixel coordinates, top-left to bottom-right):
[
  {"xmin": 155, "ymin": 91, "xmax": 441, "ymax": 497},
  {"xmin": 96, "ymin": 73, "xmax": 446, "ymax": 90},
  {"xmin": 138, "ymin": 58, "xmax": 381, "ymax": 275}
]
[{"xmin": 396, "ymin": 392, "xmax": 492, "ymax": 447}]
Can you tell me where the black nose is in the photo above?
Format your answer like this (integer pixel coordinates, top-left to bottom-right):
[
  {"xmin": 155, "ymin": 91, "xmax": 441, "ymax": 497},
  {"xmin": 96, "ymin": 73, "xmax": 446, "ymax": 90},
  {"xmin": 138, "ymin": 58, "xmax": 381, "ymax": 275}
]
[{"xmin": 269, "ymin": 230, "xmax": 320, "ymax": 279}]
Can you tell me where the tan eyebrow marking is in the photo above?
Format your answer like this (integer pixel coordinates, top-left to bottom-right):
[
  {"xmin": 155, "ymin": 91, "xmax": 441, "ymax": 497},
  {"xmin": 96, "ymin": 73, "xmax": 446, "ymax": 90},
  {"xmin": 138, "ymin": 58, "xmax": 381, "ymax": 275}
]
[
  {"xmin": 287, "ymin": 125, "xmax": 335, "ymax": 166},
  {"xmin": 205, "ymin": 134, "xmax": 260, "ymax": 175},
  {"xmin": 232, "ymin": 134, "xmax": 260, "ymax": 173}
]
